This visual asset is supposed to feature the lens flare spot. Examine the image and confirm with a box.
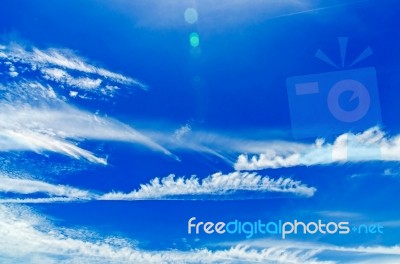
[184,8,198,24]
[189,32,200,48]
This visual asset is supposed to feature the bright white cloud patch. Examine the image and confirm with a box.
[235,127,400,170]
[101,171,316,199]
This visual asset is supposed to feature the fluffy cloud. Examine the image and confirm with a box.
[234,127,400,170]
[101,171,316,200]
[150,126,400,170]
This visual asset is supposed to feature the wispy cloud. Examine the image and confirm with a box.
[234,127,400,170]
[316,211,364,220]
[0,41,176,163]
[41,67,102,90]
[222,239,400,264]
[0,204,333,264]
[0,197,85,204]
[0,42,146,100]
[0,174,92,200]
[1,205,398,263]
[0,104,174,164]
[0,171,315,203]
[146,125,304,165]
[152,126,400,170]
[101,171,316,200]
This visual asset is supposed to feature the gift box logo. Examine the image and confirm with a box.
[286,37,382,139]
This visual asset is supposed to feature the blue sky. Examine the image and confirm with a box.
[0,0,400,263]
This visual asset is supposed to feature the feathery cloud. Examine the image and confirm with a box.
[101,171,316,200]
[0,205,333,264]
[0,42,146,101]
[0,170,315,203]
[0,205,398,263]
[0,104,174,164]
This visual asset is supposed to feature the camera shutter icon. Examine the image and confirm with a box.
[327,79,371,123]
[286,38,382,139]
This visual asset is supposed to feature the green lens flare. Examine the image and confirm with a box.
[189,33,200,47]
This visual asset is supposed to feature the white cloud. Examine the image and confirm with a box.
[174,123,192,140]
[41,68,102,89]
[0,104,175,164]
[0,205,398,263]
[9,71,19,77]
[0,197,84,204]
[14,81,58,101]
[0,41,175,164]
[31,47,143,87]
[150,126,400,170]
[101,171,316,200]
[0,170,314,203]
[0,42,146,100]
[0,204,333,264]
[223,239,400,263]
[146,127,306,165]
[69,90,78,97]
[234,127,400,170]
[0,174,92,199]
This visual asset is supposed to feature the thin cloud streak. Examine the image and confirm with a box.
[0,175,91,198]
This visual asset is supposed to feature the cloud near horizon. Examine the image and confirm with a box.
[0,204,398,263]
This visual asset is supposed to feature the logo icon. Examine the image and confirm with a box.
[286,37,382,139]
